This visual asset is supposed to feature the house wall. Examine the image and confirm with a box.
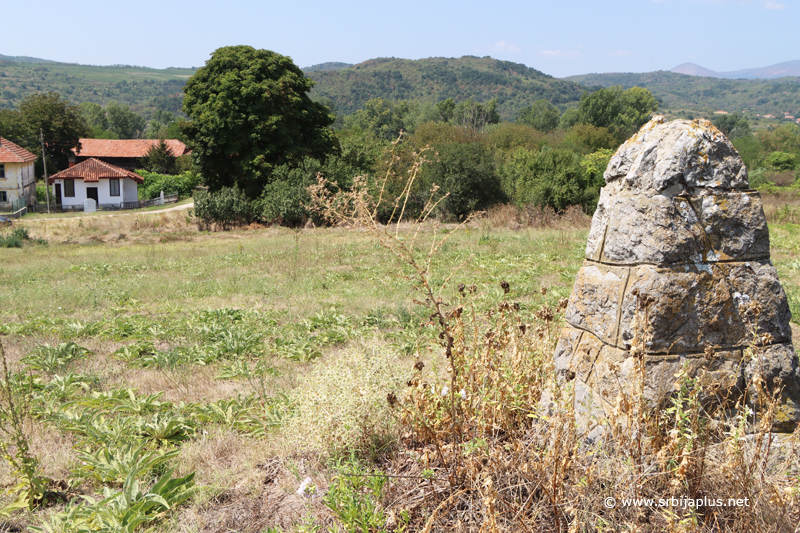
[0,161,35,208]
[52,178,139,208]
[123,178,138,202]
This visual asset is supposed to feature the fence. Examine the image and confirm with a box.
[27,193,180,214]
[8,198,27,219]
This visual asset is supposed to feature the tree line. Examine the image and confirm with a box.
[2,46,798,223]
[189,48,799,228]
[187,47,659,227]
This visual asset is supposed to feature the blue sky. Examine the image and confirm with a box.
[2,0,796,77]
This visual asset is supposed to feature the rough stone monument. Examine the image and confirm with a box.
[554,116,800,432]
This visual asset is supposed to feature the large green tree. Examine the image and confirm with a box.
[343,98,414,140]
[451,98,500,131]
[579,86,657,141]
[182,45,337,196]
[516,99,560,132]
[105,101,146,139]
[712,113,751,140]
[19,92,90,170]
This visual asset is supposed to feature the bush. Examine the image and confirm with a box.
[256,156,371,227]
[0,227,45,248]
[420,142,505,220]
[749,167,771,188]
[0,231,23,248]
[192,186,254,230]
[256,178,310,227]
[563,123,618,152]
[137,170,201,201]
[500,146,601,212]
[35,182,50,204]
[766,151,796,172]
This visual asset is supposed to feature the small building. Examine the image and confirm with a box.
[71,139,189,170]
[48,158,143,209]
[0,137,37,210]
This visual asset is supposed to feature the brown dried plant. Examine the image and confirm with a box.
[308,141,799,532]
[308,137,481,458]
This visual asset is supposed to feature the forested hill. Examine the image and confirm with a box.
[0,58,194,117]
[566,71,800,118]
[304,56,587,119]
[3,53,800,122]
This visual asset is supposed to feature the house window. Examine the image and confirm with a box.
[109,179,120,197]
[0,164,5,178]
[64,180,75,197]
[0,191,7,202]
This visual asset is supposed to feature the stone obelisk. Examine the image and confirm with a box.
[554,116,800,432]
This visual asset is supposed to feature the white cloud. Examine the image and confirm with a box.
[539,49,580,58]
[612,50,633,57]
[493,41,521,53]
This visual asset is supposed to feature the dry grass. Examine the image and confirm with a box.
[280,342,407,460]
[374,300,800,533]
[759,188,800,224]
[483,203,592,230]
[18,209,198,245]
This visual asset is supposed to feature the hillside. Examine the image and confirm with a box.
[671,60,800,80]
[2,53,800,123]
[0,58,195,117]
[302,62,353,72]
[305,56,587,119]
[566,70,800,118]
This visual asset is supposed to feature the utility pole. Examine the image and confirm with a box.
[40,129,50,214]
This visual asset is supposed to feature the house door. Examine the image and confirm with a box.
[55,184,62,205]
[87,187,99,205]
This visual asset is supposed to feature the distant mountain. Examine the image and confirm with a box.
[306,56,587,119]
[565,71,800,117]
[723,60,800,80]
[671,63,719,78]
[303,62,353,73]
[669,60,800,80]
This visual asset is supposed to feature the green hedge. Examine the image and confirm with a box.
[137,170,201,201]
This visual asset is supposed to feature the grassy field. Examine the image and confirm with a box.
[1,199,800,532]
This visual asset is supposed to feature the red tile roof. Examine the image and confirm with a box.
[0,137,37,163]
[49,158,144,184]
[72,139,189,158]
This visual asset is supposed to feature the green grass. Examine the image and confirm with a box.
[0,224,584,324]
[1,217,798,531]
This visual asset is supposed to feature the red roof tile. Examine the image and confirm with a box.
[49,158,144,184]
[72,139,189,158]
[0,137,37,163]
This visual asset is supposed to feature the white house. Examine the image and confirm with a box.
[0,137,37,210]
[48,158,143,209]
